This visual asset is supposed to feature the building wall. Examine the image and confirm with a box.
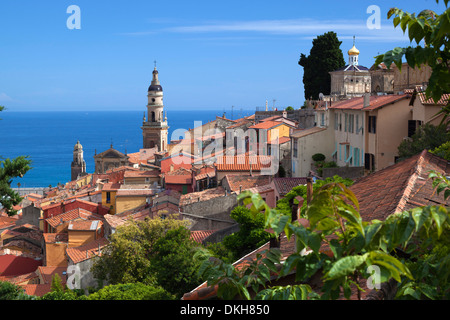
[101,190,117,215]
[375,99,412,170]
[115,196,148,214]
[45,243,68,267]
[333,109,365,168]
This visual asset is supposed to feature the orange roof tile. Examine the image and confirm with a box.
[214,155,273,172]
[249,120,284,130]
[329,94,410,111]
[190,230,215,243]
[223,174,271,192]
[22,284,52,297]
[66,237,109,264]
[351,150,450,221]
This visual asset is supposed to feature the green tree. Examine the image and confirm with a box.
[92,216,203,298]
[0,106,32,216]
[374,0,450,123]
[397,123,449,160]
[149,226,203,298]
[0,281,23,300]
[222,206,272,261]
[430,140,450,160]
[87,282,175,300]
[298,31,345,100]
[199,181,450,300]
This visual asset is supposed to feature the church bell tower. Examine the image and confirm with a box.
[142,64,169,152]
[71,140,86,181]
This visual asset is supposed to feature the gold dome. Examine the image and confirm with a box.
[348,45,360,56]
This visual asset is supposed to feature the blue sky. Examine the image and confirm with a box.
[0,0,446,112]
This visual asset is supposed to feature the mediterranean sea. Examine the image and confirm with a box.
[0,109,254,188]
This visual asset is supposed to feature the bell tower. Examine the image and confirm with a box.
[71,140,86,181]
[142,63,169,152]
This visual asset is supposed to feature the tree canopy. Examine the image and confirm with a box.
[0,106,32,216]
[298,31,345,100]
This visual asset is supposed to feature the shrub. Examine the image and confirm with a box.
[312,153,326,162]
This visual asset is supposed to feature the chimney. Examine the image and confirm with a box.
[363,92,370,108]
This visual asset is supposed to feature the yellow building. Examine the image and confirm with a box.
[101,183,120,215]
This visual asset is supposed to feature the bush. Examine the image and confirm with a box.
[312,153,326,162]
[87,283,175,300]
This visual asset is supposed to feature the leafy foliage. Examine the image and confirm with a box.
[374,1,450,122]
[87,283,175,300]
[92,216,203,297]
[198,180,450,300]
[298,32,345,100]
[222,206,272,261]
[430,140,450,160]
[397,123,449,160]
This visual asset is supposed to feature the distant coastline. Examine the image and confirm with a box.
[0,109,253,188]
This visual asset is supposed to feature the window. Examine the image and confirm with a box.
[368,116,377,134]
[293,139,298,158]
[320,113,325,127]
[349,114,354,133]
[334,113,339,130]
[106,192,111,204]
[356,115,359,134]
[339,114,342,131]
[345,114,348,132]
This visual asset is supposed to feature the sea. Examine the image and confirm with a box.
[0,109,254,188]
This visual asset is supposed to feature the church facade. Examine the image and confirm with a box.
[141,66,169,152]
[329,41,371,100]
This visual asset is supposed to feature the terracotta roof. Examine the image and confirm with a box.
[0,216,16,230]
[351,150,450,221]
[0,271,39,285]
[165,167,193,185]
[180,187,226,206]
[273,177,309,196]
[66,237,109,264]
[102,182,122,191]
[116,189,155,197]
[124,170,160,178]
[46,208,103,228]
[190,230,215,243]
[36,266,67,284]
[68,219,103,231]
[249,120,284,130]
[0,255,42,277]
[329,94,410,111]
[214,155,273,172]
[415,91,450,106]
[223,174,272,193]
[22,284,52,297]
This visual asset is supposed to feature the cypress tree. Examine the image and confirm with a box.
[298,31,345,100]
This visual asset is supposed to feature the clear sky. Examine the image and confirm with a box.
[0,0,446,112]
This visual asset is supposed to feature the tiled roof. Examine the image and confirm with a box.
[416,91,450,106]
[36,266,67,284]
[66,237,109,264]
[46,208,103,228]
[268,136,291,145]
[165,167,192,185]
[273,177,309,196]
[179,187,226,206]
[190,230,215,243]
[22,284,52,297]
[214,155,273,172]
[0,216,16,230]
[223,174,272,192]
[351,150,450,221]
[249,120,283,130]
[0,255,42,277]
[68,220,103,231]
[124,170,160,178]
[0,271,39,285]
[329,94,410,111]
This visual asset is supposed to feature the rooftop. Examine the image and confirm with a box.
[329,94,410,111]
